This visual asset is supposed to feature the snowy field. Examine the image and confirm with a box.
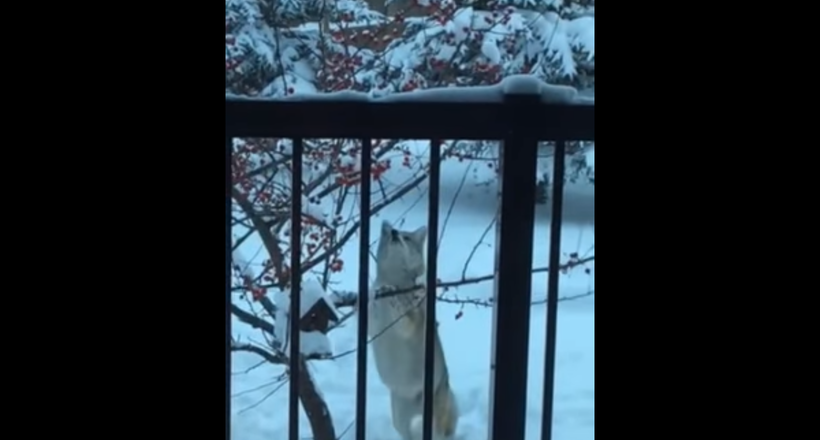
[231,141,594,440]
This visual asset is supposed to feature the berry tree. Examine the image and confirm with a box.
[230,136,446,440]
[226,0,594,95]
[226,0,594,200]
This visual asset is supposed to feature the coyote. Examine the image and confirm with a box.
[367,221,459,440]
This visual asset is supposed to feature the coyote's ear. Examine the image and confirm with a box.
[409,226,427,245]
[380,221,393,239]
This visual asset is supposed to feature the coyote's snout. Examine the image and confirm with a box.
[368,221,459,440]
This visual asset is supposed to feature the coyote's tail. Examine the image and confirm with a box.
[408,376,457,440]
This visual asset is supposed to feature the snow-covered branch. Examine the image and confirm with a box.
[227,0,595,97]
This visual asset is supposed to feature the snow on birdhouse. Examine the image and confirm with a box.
[272,278,341,359]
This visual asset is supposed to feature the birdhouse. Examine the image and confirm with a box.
[273,279,342,358]
[299,297,339,334]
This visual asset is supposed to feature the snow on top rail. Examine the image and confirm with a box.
[225,75,593,105]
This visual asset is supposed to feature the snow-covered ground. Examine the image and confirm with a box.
[231,141,594,440]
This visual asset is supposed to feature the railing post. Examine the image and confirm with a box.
[488,92,540,440]
[225,133,233,440]
[289,138,304,440]
[355,138,373,440]
[422,139,442,440]
[540,140,566,440]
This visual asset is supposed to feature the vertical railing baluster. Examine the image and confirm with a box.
[289,137,304,440]
[355,138,373,440]
[540,140,566,440]
[488,92,540,440]
[422,139,442,440]
[225,134,233,440]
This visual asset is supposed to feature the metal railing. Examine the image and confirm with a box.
[226,81,595,440]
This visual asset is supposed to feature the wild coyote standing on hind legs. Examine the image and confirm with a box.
[366,221,459,440]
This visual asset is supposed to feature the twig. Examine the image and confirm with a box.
[336,420,354,440]
[237,379,289,415]
[461,211,497,280]
[438,158,473,251]
[246,152,292,180]
[232,359,268,376]
[438,289,595,308]
[232,227,256,252]
[232,376,286,398]
[232,342,286,365]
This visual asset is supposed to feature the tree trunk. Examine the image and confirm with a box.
[298,357,336,440]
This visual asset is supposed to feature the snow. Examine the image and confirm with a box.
[480,37,502,64]
[500,75,546,95]
[227,76,586,104]
[231,141,594,440]
[566,17,595,60]
[301,331,334,358]
[385,76,579,103]
[584,146,595,171]
[303,195,328,220]
[231,249,255,280]
[451,8,473,42]
[228,2,594,100]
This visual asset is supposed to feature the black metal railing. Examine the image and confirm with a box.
[226,82,595,440]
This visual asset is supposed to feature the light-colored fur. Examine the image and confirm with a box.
[368,221,458,440]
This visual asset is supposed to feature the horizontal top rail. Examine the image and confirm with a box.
[225,76,595,140]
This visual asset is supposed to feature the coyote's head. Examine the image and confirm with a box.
[375,221,427,289]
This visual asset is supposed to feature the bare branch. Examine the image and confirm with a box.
[232,227,256,252]
[438,158,473,250]
[231,304,276,335]
[331,255,595,307]
[232,341,286,364]
[438,289,595,308]
[238,377,289,415]
[233,376,286,398]
[461,211,497,280]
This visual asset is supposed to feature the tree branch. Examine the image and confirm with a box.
[232,342,286,364]
[231,304,276,335]
[232,188,288,287]
[331,255,595,307]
